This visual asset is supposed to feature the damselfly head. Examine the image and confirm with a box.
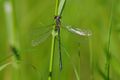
[54,16,61,19]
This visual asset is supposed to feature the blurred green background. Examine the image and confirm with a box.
[0,0,120,80]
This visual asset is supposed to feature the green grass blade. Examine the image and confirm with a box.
[55,0,59,15]
[96,63,108,80]
[0,62,11,71]
[73,66,80,80]
[58,0,66,16]
[48,28,57,80]
[61,43,80,80]
[105,0,114,79]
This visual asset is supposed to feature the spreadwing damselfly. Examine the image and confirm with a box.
[30,18,92,71]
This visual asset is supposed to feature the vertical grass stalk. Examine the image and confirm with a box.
[105,0,114,80]
[89,37,94,80]
[55,0,59,16]
[48,0,59,79]
[4,0,21,80]
[61,43,80,80]
[48,0,66,79]
[48,27,57,80]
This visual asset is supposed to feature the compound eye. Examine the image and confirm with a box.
[54,16,57,19]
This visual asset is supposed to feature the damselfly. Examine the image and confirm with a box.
[29,0,92,80]
[31,17,92,66]
[30,12,92,80]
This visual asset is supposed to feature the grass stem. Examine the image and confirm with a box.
[48,27,57,80]
[105,0,114,80]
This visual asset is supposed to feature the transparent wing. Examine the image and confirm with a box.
[30,23,54,36]
[31,30,52,47]
[29,23,54,47]
[61,24,92,36]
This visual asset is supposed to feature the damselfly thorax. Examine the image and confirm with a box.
[54,16,61,31]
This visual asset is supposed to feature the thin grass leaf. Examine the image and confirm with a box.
[48,29,57,80]
[48,0,61,79]
[96,64,108,80]
[58,0,66,16]
[0,62,11,71]
[105,0,114,79]
[73,66,80,80]
[95,60,112,80]
[111,56,120,75]
[61,43,80,80]
[0,54,13,63]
